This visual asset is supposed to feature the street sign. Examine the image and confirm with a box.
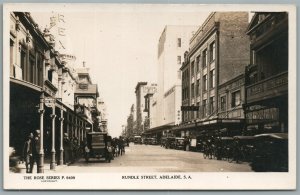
[45,97,55,107]
[181,106,199,111]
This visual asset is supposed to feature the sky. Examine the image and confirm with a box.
[31,7,211,137]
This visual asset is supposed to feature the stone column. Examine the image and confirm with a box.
[50,105,56,170]
[58,108,64,165]
[38,93,45,173]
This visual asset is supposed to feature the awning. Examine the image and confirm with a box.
[144,123,174,134]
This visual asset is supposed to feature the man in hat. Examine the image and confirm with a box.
[32,130,41,172]
[22,133,34,173]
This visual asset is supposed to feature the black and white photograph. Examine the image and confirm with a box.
[3,3,296,190]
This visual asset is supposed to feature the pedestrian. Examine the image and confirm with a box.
[32,130,41,173]
[22,133,34,173]
[185,137,190,151]
[119,137,125,155]
[84,142,90,162]
[63,133,70,164]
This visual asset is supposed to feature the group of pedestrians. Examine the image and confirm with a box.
[22,130,41,173]
[63,134,82,165]
[111,136,127,158]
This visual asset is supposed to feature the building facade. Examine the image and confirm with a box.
[244,12,288,134]
[74,64,100,132]
[97,98,108,132]
[9,12,93,172]
[179,12,250,138]
[148,25,198,137]
[135,82,157,135]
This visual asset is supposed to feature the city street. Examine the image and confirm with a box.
[57,143,253,173]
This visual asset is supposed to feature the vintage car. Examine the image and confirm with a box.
[165,137,176,149]
[148,138,158,145]
[231,136,255,162]
[251,133,288,172]
[218,137,234,161]
[174,137,185,150]
[85,132,111,163]
[133,135,142,144]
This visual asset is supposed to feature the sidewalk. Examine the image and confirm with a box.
[16,157,69,174]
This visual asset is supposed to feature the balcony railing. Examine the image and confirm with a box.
[246,71,288,103]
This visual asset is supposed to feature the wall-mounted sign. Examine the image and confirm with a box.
[181,106,199,111]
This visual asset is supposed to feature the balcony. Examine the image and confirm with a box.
[246,71,288,104]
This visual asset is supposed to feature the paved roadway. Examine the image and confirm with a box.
[57,143,253,173]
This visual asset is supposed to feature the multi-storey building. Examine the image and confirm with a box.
[74,63,100,132]
[150,25,198,138]
[135,82,157,135]
[244,12,288,134]
[97,98,108,132]
[179,12,250,137]
[9,12,91,172]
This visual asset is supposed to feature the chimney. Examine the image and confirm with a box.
[83,61,86,68]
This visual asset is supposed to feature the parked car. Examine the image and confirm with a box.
[165,137,176,149]
[174,137,185,150]
[148,138,158,145]
[251,133,288,172]
[231,136,255,163]
[133,135,142,144]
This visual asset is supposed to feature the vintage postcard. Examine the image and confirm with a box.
[3,3,296,190]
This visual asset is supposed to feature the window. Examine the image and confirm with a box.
[209,96,215,114]
[177,56,181,64]
[196,102,200,118]
[196,79,199,96]
[210,42,215,62]
[48,70,53,82]
[220,96,226,111]
[196,55,200,72]
[203,74,207,91]
[191,105,195,119]
[202,99,207,117]
[20,49,26,80]
[191,61,194,76]
[29,57,35,84]
[209,69,215,89]
[202,49,207,68]
[191,84,194,98]
[232,91,241,107]
[10,40,14,77]
[177,38,181,47]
